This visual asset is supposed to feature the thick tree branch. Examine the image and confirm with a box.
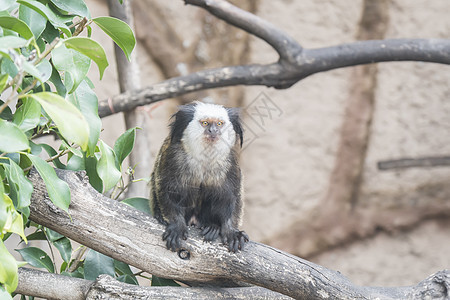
[17,268,290,300]
[98,0,450,118]
[22,168,450,299]
[16,268,90,300]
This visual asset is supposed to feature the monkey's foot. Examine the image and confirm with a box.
[162,223,188,251]
[221,230,249,253]
[201,225,220,241]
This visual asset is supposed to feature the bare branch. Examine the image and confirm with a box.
[184,0,303,62]
[98,0,450,118]
[16,268,90,300]
[378,156,450,170]
[17,268,290,300]
[24,168,450,299]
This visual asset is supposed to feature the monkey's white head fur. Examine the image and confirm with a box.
[182,101,237,165]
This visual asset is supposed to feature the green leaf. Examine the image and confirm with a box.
[35,58,53,82]
[0,100,13,121]
[48,65,66,96]
[63,37,108,80]
[113,127,137,169]
[114,260,138,284]
[26,230,46,241]
[0,55,18,78]
[0,240,18,293]
[84,155,102,193]
[62,268,84,278]
[151,275,180,287]
[39,144,65,169]
[0,74,8,93]
[16,247,54,273]
[117,274,138,285]
[27,154,70,212]
[13,98,41,132]
[16,0,71,37]
[52,43,90,94]
[44,227,63,242]
[67,80,101,156]
[0,193,26,242]
[40,20,59,43]
[84,249,114,281]
[49,0,89,18]
[19,4,47,39]
[4,159,33,209]
[0,193,9,233]
[53,237,72,263]
[66,154,84,171]
[121,197,151,214]
[0,119,30,153]
[22,59,45,82]
[114,260,133,276]
[92,16,135,61]
[0,36,28,49]
[0,16,33,40]
[97,140,121,193]
[26,92,89,150]
[0,0,16,12]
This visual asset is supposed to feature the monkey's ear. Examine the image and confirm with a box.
[170,104,196,143]
[227,107,244,148]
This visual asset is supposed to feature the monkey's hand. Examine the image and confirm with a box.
[221,229,249,253]
[162,222,188,251]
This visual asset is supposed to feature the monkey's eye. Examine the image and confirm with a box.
[200,121,209,127]
[217,121,223,126]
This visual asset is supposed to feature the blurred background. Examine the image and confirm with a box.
[85,0,449,287]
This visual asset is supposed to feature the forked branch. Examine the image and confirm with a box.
[98,0,450,117]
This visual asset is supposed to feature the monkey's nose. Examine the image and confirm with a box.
[208,126,220,135]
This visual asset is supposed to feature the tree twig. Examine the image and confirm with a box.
[378,156,450,170]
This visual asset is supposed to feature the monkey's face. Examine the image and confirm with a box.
[199,118,224,143]
[181,103,237,160]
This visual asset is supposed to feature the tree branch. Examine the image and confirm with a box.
[22,168,450,299]
[378,156,450,170]
[184,0,303,62]
[17,268,290,300]
[97,0,450,118]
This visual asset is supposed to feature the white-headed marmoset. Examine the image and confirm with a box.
[150,101,248,252]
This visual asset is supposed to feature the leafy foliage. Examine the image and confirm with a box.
[0,0,152,296]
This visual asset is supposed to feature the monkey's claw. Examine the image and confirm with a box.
[201,225,221,241]
[162,223,188,251]
[222,230,249,253]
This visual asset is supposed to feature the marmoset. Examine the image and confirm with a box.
[150,101,248,252]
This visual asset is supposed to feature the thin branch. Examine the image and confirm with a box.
[24,168,450,299]
[184,0,303,62]
[378,156,450,170]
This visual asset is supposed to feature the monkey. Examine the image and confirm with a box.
[150,101,249,253]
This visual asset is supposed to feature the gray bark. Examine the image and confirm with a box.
[20,168,450,300]
[17,268,290,300]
